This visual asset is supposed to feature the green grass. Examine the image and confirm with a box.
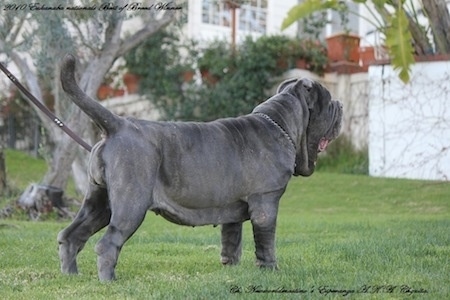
[3,149,48,192]
[2,149,78,201]
[1,150,449,299]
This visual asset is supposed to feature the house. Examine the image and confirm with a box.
[183,0,365,43]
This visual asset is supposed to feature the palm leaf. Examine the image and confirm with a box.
[384,7,415,83]
[281,0,340,30]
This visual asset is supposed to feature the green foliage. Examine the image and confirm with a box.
[124,32,328,121]
[124,29,188,100]
[0,173,449,298]
[302,40,328,75]
[191,35,289,121]
[385,7,415,83]
[300,9,329,39]
[198,39,233,78]
[255,35,291,58]
[281,0,340,30]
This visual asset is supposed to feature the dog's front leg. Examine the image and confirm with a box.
[248,190,284,269]
[221,222,243,265]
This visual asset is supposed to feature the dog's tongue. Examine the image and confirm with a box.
[318,138,329,152]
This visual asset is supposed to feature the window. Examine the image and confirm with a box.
[201,0,267,34]
[239,0,267,34]
[202,0,231,27]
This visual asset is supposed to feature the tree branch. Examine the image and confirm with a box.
[0,39,57,137]
[66,18,98,55]
[117,12,176,57]
[9,15,28,46]
[421,0,450,54]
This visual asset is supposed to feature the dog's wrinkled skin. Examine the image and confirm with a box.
[57,54,343,281]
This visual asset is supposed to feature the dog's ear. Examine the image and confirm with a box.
[276,78,298,94]
[277,78,317,109]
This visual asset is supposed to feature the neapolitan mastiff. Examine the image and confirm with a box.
[57,54,343,281]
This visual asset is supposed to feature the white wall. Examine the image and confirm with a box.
[185,0,298,43]
[368,61,450,181]
[266,0,298,36]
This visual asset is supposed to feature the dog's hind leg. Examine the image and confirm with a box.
[94,185,150,281]
[221,222,243,265]
[57,184,110,275]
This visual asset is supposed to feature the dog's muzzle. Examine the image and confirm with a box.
[318,100,343,153]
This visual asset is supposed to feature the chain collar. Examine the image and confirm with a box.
[255,113,296,150]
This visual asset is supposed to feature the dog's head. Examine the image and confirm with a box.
[277,78,343,176]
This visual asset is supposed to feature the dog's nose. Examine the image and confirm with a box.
[300,78,313,91]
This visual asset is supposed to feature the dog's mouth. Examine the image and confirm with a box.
[318,138,329,153]
[317,101,342,154]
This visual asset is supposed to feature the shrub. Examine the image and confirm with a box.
[316,135,368,175]
[124,31,329,121]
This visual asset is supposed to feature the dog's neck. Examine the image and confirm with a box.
[254,112,295,150]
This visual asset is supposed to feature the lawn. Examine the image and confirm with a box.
[0,150,449,299]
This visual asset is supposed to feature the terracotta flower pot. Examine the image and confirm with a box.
[276,58,289,71]
[123,73,140,94]
[295,59,307,70]
[97,84,114,100]
[113,88,125,97]
[326,33,361,63]
[182,70,195,82]
[359,46,376,71]
[200,69,218,85]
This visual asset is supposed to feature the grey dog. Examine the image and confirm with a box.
[57,54,343,281]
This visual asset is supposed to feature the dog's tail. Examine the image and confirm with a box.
[60,54,122,134]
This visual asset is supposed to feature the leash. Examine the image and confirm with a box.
[0,61,92,152]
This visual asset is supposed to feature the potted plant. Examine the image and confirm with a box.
[305,40,328,75]
[97,76,114,100]
[181,68,195,82]
[255,35,291,72]
[113,88,125,97]
[180,40,199,83]
[288,38,308,69]
[326,32,361,63]
[325,3,361,63]
[122,72,140,94]
[97,84,113,100]
[198,40,233,85]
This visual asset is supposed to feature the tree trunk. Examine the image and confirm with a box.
[380,0,433,56]
[72,154,90,195]
[407,16,434,55]
[42,131,81,191]
[17,183,72,220]
[422,0,450,54]
[2,6,176,203]
[0,149,7,196]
